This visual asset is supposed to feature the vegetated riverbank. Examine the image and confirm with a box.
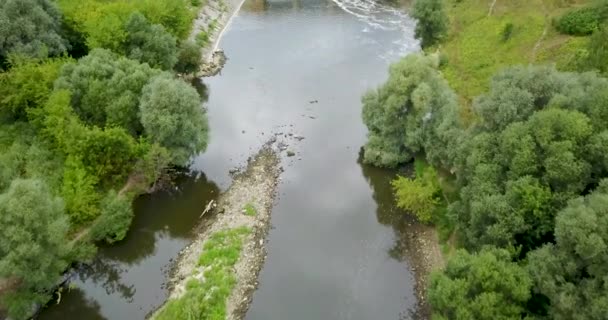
[192,0,248,77]
[151,146,281,320]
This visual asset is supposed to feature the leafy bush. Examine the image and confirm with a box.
[392,166,441,222]
[90,190,134,243]
[174,41,202,74]
[195,31,210,47]
[555,7,601,35]
[579,24,608,74]
[501,22,515,42]
[61,156,100,224]
[0,57,69,120]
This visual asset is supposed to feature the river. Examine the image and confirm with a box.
[39,0,421,319]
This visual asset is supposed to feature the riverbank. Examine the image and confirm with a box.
[191,0,247,77]
[151,146,281,319]
[400,223,444,318]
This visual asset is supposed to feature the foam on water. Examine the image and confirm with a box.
[331,0,419,61]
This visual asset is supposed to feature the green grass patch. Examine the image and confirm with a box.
[439,0,593,106]
[243,203,257,216]
[195,30,210,47]
[155,227,251,320]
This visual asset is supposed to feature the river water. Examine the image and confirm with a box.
[39,0,420,319]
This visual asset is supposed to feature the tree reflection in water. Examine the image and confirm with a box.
[76,259,135,301]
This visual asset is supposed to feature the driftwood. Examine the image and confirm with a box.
[200,200,216,218]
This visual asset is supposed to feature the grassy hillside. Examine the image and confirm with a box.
[439,0,591,106]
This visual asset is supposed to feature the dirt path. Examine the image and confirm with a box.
[530,0,549,62]
[150,146,281,319]
[488,0,498,16]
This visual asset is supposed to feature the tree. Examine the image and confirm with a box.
[361,53,461,168]
[428,247,532,320]
[0,0,68,62]
[139,75,209,166]
[124,12,178,70]
[54,49,160,135]
[0,179,71,319]
[450,66,608,252]
[392,165,441,222]
[527,181,608,320]
[76,126,138,188]
[411,0,448,48]
[174,41,202,74]
[90,190,134,243]
[61,156,100,224]
[0,57,68,120]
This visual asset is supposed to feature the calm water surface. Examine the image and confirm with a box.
[39,0,421,319]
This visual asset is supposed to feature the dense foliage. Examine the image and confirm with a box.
[0,0,68,63]
[429,247,532,320]
[392,165,440,222]
[0,179,71,318]
[410,0,448,48]
[580,25,608,75]
[453,66,608,252]
[528,182,608,319]
[0,0,209,317]
[54,48,160,134]
[361,53,461,168]
[139,76,209,165]
[123,12,178,70]
[555,7,602,35]
[363,2,608,316]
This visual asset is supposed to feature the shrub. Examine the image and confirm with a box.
[90,190,134,243]
[501,22,515,42]
[555,7,601,35]
[392,165,441,222]
[174,41,202,74]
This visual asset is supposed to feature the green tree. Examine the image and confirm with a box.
[0,179,71,319]
[90,190,134,243]
[54,49,160,135]
[0,57,68,120]
[139,75,209,166]
[451,66,608,252]
[361,53,461,168]
[174,40,202,74]
[428,247,532,320]
[527,181,608,320]
[0,0,68,62]
[124,12,178,70]
[392,166,440,222]
[411,0,448,48]
[61,156,100,224]
[75,127,139,188]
